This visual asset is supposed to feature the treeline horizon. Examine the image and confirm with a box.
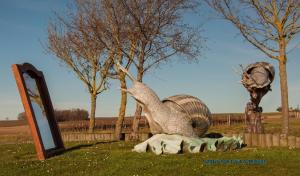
[17,108,89,122]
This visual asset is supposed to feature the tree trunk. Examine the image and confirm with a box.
[131,104,143,140]
[279,60,289,136]
[278,35,289,137]
[88,93,97,133]
[115,72,127,140]
[130,67,144,141]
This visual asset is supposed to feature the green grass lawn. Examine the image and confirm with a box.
[1,141,300,176]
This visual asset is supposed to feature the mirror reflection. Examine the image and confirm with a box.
[23,73,56,150]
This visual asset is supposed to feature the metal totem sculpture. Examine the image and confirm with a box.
[241,62,275,133]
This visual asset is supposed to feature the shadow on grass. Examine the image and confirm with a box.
[203,132,223,138]
[63,141,118,153]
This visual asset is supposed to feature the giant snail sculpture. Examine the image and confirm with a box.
[115,62,244,154]
[116,62,212,138]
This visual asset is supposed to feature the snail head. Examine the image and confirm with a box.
[115,60,161,107]
[114,61,136,82]
[121,81,160,107]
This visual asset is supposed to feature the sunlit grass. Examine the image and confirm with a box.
[0,142,300,176]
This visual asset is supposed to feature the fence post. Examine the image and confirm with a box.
[244,133,252,147]
[110,133,114,141]
[258,134,266,147]
[68,133,72,141]
[227,115,231,126]
[62,134,67,142]
[265,134,272,148]
[96,133,101,141]
[288,136,296,149]
[280,135,288,147]
[252,133,258,147]
[125,133,130,141]
[86,133,90,141]
[296,137,300,148]
[272,134,280,147]
[239,133,244,140]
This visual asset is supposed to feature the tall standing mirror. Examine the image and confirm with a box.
[12,63,64,160]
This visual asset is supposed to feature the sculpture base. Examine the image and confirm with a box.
[133,134,244,155]
[245,103,264,133]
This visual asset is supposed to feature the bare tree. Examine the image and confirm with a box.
[47,0,114,133]
[85,0,138,140]
[119,0,203,140]
[74,0,202,140]
[47,0,202,138]
[205,0,300,136]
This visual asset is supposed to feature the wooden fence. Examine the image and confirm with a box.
[226,133,300,148]
[211,116,244,126]
[61,132,300,149]
[62,132,151,142]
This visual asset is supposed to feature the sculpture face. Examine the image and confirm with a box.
[241,62,275,91]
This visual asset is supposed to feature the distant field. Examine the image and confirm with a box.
[0,120,27,127]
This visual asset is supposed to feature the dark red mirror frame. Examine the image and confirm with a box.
[12,63,64,160]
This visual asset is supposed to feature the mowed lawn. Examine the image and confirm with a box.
[1,117,300,175]
[1,141,300,176]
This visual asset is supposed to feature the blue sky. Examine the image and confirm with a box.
[0,0,299,120]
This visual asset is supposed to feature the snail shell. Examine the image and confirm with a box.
[162,95,212,137]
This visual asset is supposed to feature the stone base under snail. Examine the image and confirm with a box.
[132,134,244,155]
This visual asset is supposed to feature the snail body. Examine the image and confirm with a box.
[116,62,212,137]
[124,79,211,137]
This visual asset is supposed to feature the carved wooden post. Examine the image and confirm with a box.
[245,103,264,133]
